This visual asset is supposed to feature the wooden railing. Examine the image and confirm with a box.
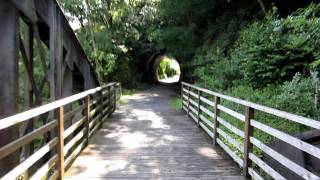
[0,82,121,180]
[181,82,320,180]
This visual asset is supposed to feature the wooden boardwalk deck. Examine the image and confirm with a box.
[65,85,244,179]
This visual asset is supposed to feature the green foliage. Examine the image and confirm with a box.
[59,0,159,87]
[170,98,182,111]
[231,4,320,87]
[58,1,320,174]
[190,4,320,159]
[227,73,318,119]
[157,57,180,80]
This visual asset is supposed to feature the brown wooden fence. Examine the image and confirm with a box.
[181,82,320,180]
[0,82,121,180]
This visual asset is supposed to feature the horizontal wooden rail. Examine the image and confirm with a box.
[0,82,121,180]
[181,82,320,180]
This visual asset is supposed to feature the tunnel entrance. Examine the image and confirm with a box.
[153,56,181,84]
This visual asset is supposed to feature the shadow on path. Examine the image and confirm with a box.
[65,84,244,179]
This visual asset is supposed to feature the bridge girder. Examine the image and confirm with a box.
[0,0,99,176]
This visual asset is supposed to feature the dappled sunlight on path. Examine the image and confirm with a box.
[65,85,243,179]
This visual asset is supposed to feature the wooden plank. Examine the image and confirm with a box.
[181,84,184,108]
[102,99,110,107]
[197,90,201,127]
[29,154,58,180]
[0,83,115,130]
[89,123,99,137]
[187,86,191,117]
[63,117,85,139]
[183,106,188,112]
[189,112,198,124]
[64,139,86,168]
[217,128,243,152]
[217,117,245,138]
[199,122,213,138]
[113,85,117,112]
[63,130,84,156]
[90,98,99,106]
[108,86,112,113]
[189,98,197,107]
[89,118,104,137]
[250,137,319,179]
[66,87,244,179]
[91,107,109,137]
[102,105,111,116]
[199,114,214,128]
[243,107,254,177]
[216,138,243,167]
[248,168,264,180]
[249,153,286,180]
[0,120,57,160]
[189,91,198,98]
[181,82,320,129]
[56,106,64,179]
[200,105,215,118]
[218,105,245,122]
[64,104,85,120]
[182,94,188,100]
[0,85,104,130]
[182,88,188,94]
[90,105,102,117]
[182,100,188,107]
[48,170,59,180]
[89,114,102,130]
[200,96,215,107]
[85,95,90,145]
[1,138,58,180]
[251,119,320,159]
[189,106,197,115]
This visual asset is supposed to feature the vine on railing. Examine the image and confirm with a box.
[181,82,320,180]
[0,83,121,180]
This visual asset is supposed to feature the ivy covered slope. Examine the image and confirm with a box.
[193,4,320,121]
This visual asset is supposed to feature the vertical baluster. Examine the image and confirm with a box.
[213,96,220,145]
[85,95,90,145]
[243,106,254,178]
[56,106,64,179]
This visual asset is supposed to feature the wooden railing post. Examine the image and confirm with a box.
[85,95,90,145]
[197,89,201,127]
[213,96,220,145]
[56,106,64,179]
[187,86,191,117]
[243,106,254,178]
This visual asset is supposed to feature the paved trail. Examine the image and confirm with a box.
[65,85,243,179]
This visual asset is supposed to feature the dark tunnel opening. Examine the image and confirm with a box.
[142,53,181,84]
